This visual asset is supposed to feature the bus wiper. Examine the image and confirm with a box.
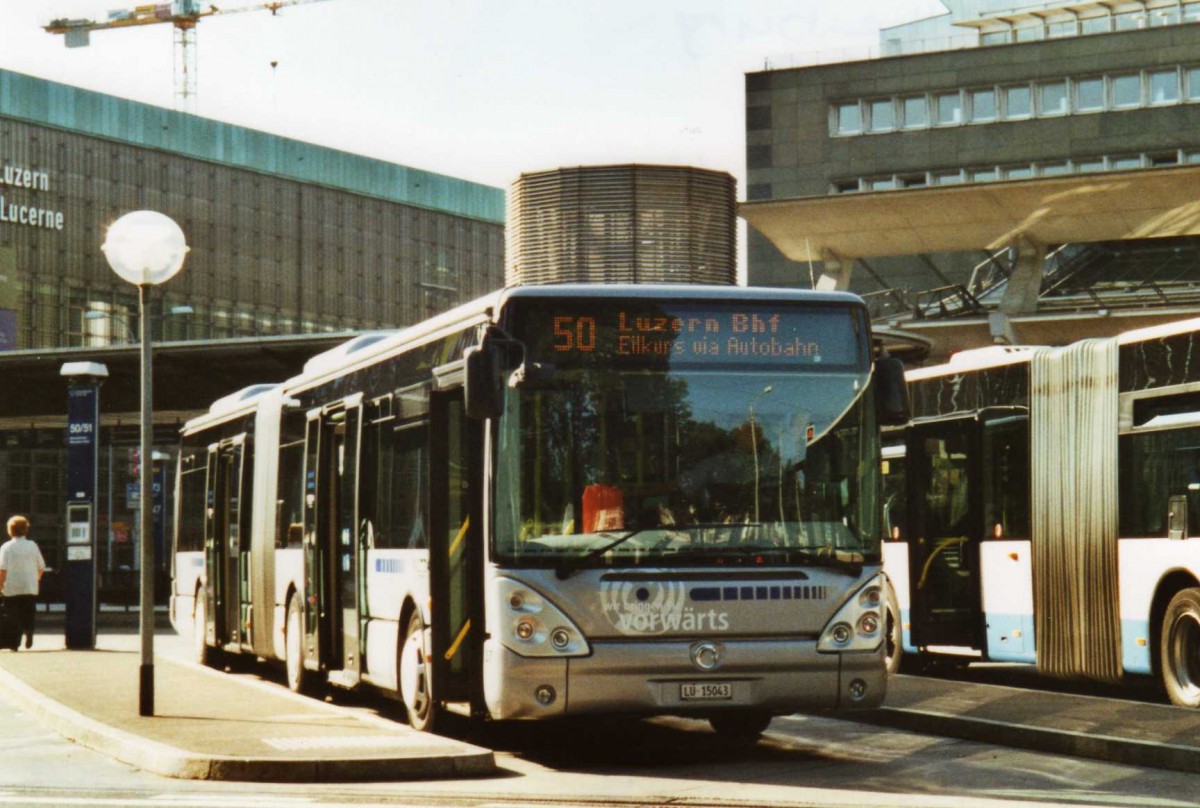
[555,528,652,580]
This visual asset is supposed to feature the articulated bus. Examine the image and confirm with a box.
[171,283,908,735]
[884,319,1200,707]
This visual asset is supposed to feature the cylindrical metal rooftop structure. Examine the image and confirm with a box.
[506,164,737,286]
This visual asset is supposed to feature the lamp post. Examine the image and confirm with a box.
[101,211,189,717]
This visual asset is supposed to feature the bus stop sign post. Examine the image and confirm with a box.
[61,361,108,650]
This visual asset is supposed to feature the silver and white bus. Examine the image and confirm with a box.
[885,319,1200,707]
[171,283,907,735]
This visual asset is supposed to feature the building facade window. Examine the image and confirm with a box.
[1039,81,1069,115]
[965,1,1200,47]
[1114,10,1146,30]
[1112,73,1142,107]
[1150,69,1180,104]
[1187,67,1200,99]
[836,102,862,134]
[1047,20,1077,38]
[833,63,1200,138]
[903,96,928,127]
[869,99,895,132]
[1004,85,1032,118]
[1014,23,1045,42]
[821,147,1199,196]
[936,91,963,124]
[1076,77,1104,111]
[970,89,997,121]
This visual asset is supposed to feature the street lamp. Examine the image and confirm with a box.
[101,211,188,717]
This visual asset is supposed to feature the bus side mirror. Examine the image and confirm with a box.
[465,340,505,420]
[875,356,910,426]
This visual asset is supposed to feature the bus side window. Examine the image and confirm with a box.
[276,440,305,549]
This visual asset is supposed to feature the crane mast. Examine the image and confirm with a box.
[44,1,331,112]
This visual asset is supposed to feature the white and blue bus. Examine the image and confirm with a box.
[171,283,908,735]
[884,319,1200,707]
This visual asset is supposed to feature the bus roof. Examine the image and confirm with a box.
[907,345,1043,380]
[1116,316,1200,346]
[182,283,870,434]
[494,283,865,306]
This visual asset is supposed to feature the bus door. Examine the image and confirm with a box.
[429,389,485,712]
[905,417,983,650]
[302,396,365,686]
[203,435,249,651]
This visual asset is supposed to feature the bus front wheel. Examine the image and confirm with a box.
[885,591,902,675]
[285,595,311,695]
[1160,587,1200,708]
[400,611,438,732]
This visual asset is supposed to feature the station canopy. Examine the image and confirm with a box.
[0,333,358,430]
[739,165,1200,262]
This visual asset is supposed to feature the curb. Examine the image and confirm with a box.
[849,707,1200,775]
[0,664,495,781]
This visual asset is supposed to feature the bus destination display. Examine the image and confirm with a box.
[516,302,864,367]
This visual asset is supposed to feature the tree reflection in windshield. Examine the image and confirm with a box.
[494,369,880,567]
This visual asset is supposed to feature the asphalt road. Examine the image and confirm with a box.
[2,630,1200,808]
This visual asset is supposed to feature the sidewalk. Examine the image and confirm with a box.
[852,673,1200,774]
[0,626,495,782]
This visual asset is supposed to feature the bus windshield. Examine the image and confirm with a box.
[494,361,880,570]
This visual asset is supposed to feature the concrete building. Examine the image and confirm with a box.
[743,0,1200,359]
[0,67,505,579]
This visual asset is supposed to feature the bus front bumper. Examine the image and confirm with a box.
[482,637,886,721]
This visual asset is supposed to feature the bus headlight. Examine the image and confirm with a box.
[496,577,590,658]
[818,575,886,653]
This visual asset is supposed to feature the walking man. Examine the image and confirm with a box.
[0,515,46,650]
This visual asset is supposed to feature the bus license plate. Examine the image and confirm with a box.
[680,682,732,701]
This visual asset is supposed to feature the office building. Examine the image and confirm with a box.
[743,0,1200,356]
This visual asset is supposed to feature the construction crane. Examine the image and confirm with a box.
[44,1,332,112]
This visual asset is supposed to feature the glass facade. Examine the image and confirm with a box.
[0,70,507,596]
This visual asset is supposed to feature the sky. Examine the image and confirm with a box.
[0,0,947,193]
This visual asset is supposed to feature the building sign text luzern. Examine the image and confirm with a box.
[0,161,65,231]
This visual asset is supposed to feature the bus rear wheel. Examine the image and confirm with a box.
[285,595,311,695]
[708,710,771,738]
[400,611,437,732]
[1160,587,1200,708]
